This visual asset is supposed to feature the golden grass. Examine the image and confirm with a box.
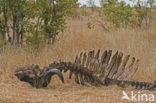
[0,9,156,103]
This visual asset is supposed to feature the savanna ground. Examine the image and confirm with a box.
[0,8,156,103]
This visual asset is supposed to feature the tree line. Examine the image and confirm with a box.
[0,0,78,47]
[100,0,155,28]
[0,0,155,47]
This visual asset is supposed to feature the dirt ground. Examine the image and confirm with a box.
[0,75,156,103]
[0,8,156,103]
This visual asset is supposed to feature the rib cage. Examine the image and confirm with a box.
[49,49,155,90]
[14,49,156,90]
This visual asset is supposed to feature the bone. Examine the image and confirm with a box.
[113,55,130,79]
[105,51,118,79]
[15,49,156,91]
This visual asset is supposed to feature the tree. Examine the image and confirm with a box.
[102,0,134,28]
[27,0,78,46]
[101,0,155,28]
[8,0,29,46]
[0,0,78,47]
[0,0,11,45]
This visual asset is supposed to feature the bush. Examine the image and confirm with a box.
[101,0,153,28]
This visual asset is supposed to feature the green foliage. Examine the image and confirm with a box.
[0,0,78,47]
[87,21,94,29]
[101,0,153,28]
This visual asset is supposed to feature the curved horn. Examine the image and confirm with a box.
[46,68,64,83]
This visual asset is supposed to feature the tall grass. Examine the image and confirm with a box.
[0,9,155,103]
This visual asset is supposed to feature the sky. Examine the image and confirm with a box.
[78,0,101,6]
[78,0,155,7]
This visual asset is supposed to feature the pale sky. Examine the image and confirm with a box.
[79,0,101,6]
[78,0,155,7]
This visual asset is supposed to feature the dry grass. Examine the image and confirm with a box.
[0,9,156,103]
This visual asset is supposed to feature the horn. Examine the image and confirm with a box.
[45,68,64,83]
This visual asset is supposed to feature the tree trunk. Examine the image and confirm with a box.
[1,28,6,45]
[12,15,18,46]
[3,5,10,43]
[2,5,7,44]
[35,17,41,45]
[19,13,25,46]
[20,27,24,46]
[16,25,20,44]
